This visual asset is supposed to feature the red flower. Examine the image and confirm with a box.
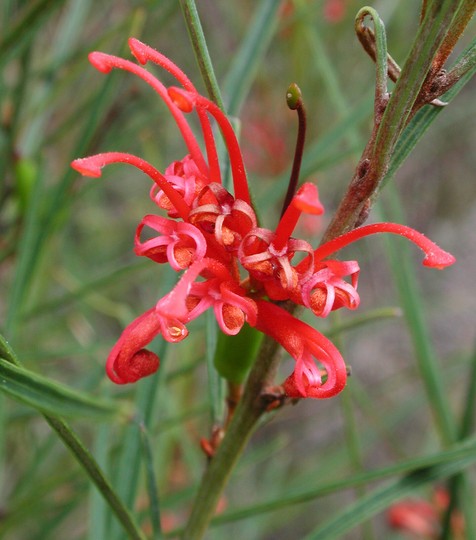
[106,308,167,384]
[71,39,455,397]
[387,488,465,539]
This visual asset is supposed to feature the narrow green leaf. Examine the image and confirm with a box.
[4,160,45,337]
[1,330,145,539]
[107,269,176,539]
[441,342,476,539]
[45,415,147,540]
[223,0,281,116]
[304,452,476,540]
[179,0,224,108]
[0,333,18,365]
[108,344,169,540]
[459,342,476,440]
[373,0,464,172]
[8,31,145,339]
[23,261,150,321]
[324,307,402,339]
[165,436,476,533]
[355,7,388,100]
[0,356,127,421]
[139,423,163,539]
[0,0,67,66]
[88,421,112,540]
[304,19,363,151]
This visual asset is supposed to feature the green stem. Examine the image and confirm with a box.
[441,38,476,93]
[45,416,147,540]
[179,0,224,109]
[182,336,281,539]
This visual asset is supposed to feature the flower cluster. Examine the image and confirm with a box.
[71,39,455,399]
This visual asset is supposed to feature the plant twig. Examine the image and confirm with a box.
[179,0,224,109]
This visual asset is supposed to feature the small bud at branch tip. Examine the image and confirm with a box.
[286,82,302,110]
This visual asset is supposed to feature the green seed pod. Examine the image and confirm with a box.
[213,324,264,384]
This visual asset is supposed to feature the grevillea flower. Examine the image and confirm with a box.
[71,38,456,397]
[387,488,465,539]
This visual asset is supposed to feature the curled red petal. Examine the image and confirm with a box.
[255,300,347,399]
[114,349,159,384]
[134,215,207,270]
[106,308,162,384]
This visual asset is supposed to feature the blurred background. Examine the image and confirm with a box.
[1,0,474,538]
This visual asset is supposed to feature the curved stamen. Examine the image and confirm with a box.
[71,152,190,220]
[313,222,456,269]
[128,39,222,185]
[129,38,196,90]
[88,52,209,176]
[168,87,250,205]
